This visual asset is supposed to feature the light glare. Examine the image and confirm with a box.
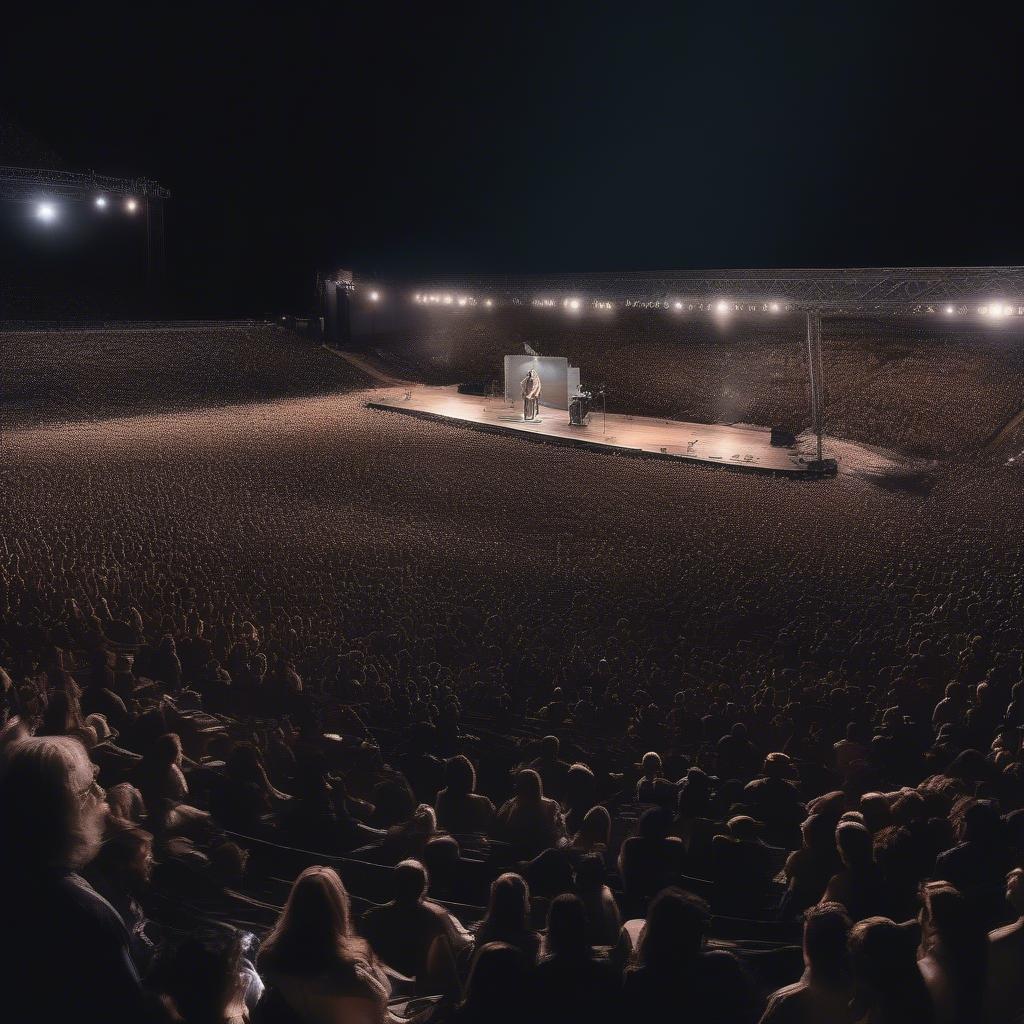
[36,202,57,222]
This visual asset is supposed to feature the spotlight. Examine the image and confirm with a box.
[35,202,57,222]
[369,291,380,302]
[770,302,780,313]
[125,198,138,213]
[945,306,954,315]
[484,299,493,307]
[567,298,580,311]
[95,196,108,210]
[457,296,468,306]
[443,294,452,305]
[673,301,683,311]
[716,300,730,314]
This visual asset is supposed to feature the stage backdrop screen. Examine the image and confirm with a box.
[504,355,581,410]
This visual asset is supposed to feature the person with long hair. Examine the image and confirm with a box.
[848,916,935,1024]
[473,872,541,964]
[0,735,156,1022]
[917,881,989,1024]
[255,865,389,1024]
[573,853,621,947]
[494,769,563,856]
[622,887,756,1023]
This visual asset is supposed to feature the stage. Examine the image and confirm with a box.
[367,384,818,476]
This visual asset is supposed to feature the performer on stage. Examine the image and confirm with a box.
[521,368,542,420]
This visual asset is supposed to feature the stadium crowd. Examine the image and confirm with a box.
[1,325,1023,1022]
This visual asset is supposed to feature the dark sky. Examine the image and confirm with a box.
[2,2,1022,314]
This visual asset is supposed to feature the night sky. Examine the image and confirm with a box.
[2,3,1022,315]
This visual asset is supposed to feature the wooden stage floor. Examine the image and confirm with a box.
[367,385,815,475]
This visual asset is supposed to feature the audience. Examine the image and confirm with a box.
[1,322,1022,1023]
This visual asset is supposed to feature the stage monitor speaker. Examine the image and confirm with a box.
[770,427,796,447]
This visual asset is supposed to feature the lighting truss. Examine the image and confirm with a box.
[0,165,170,203]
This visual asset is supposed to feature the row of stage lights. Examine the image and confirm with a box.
[396,291,1023,319]
[410,292,494,308]
[406,292,786,315]
[34,196,141,223]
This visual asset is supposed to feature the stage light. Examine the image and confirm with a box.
[95,196,108,210]
[125,198,138,213]
[673,301,683,311]
[35,202,57,222]
[369,291,380,302]
[484,299,493,307]
[567,298,581,311]
[716,300,730,314]
[457,296,468,306]
[770,302,780,313]
[443,294,452,305]
[945,306,954,314]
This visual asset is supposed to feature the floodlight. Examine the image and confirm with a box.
[716,300,730,313]
[770,302,780,313]
[125,198,138,213]
[35,202,57,222]
[369,291,380,302]
[95,196,108,209]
